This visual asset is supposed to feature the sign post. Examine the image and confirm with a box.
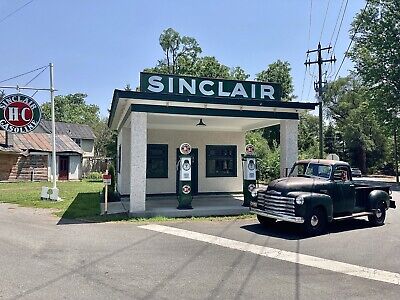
[0,63,59,200]
[50,63,57,192]
[103,173,111,215]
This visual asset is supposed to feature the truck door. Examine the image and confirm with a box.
[333,165,356,214]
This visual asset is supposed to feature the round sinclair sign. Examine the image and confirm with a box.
[0,94,41,134]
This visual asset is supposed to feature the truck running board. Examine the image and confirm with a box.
[333,212,374,221]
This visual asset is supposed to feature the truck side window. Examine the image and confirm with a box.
[334,166,350,182]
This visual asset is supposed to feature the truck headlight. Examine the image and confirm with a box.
[295,195,304,205]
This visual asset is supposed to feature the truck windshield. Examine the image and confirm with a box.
[289,163,307,177]
[304,163,332,179]
[289,163,332,179]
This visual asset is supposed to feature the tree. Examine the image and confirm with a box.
[256,60,295,101]
[229,66,250,81]
[92,117,117,157]
[41,93,100,129]
[349,0,400,132]
[246,130,280,181]
[145,28,202,75]
[298,112,319,159]
[192,56,230,78]
[256,60,296,146]
[41,93,114,158]
[324,76,388,173]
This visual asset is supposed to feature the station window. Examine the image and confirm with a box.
[147,144,168,178]
[206,145,237,177]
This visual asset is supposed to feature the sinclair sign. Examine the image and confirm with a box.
[0,94,42,134]
[140,72,282,101]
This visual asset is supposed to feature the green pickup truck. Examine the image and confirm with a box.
[250,159,396,235]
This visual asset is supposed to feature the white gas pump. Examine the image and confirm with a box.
[179,157,192,181]
[243,157,257,180]
[177,143,193,209]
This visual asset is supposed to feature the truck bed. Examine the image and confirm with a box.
[353,181,391,209]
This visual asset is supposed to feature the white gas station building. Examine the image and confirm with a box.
[108,73,317,216]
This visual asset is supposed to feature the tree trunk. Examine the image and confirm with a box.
[359,146,367,174]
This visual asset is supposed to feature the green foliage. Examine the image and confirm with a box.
[298,112,320,159]
[229,66,250,80]
[91,117,117,158]
[246,130,280,182]
[145,27,202,75]
[86,172,102,181]
[349,0,400,132]
[41,93,100,129]
[193,56,230,78]
[41,94,115,159]
[324,76,388,173]
[256,60,295,101]
[256,60,295,144]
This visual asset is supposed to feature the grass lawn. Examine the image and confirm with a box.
[0,180,254,223]
[0,180,103,219]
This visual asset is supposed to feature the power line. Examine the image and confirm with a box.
[329,0,345,46]
[0,65,47,84]
[25,65,49,86]
[307,0,313,48]
[334,1,369,80]
[301,0,314,100]
[0,0,35,25]
[319,0,332,42]
[332,0,349,52]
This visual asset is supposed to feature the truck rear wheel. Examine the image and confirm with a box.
[368,202,386,226]
[257,215,276,226]
[303,207,327,236]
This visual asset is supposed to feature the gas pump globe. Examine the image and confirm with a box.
[242,144,257,207]
[177,143,193,209]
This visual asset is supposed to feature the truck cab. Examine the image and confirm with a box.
[250,159,396,235]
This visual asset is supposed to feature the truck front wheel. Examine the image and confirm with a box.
[257,215,277,226]
[368,202,386,226]
[303,207,327,236]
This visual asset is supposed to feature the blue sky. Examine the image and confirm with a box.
[0,0,365,117]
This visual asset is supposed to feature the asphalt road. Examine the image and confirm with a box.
[1,184,399,299]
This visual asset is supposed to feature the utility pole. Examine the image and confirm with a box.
[305,43,336,159]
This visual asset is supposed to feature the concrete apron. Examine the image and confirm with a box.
[100,194,250,218]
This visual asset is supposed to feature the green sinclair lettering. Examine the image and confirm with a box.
[140,73,282,101]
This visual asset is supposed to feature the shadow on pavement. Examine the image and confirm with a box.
[241,218,375,240]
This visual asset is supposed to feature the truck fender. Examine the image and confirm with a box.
[288,192,334,222]
[368,190,390,210]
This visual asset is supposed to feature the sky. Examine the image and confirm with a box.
[0,0,366,118]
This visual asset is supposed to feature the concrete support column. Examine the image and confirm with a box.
[280,119,299,177]
[130,112,147,213]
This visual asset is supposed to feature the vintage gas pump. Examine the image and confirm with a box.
[242,144,257,207]
[177,143,193,209]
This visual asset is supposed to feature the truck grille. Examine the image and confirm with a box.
[257,191,295,216]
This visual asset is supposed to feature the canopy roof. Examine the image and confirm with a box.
[108,90,318,132]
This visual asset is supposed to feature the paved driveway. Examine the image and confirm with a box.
[1,186,399,299]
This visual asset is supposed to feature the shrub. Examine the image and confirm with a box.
[86,172,102,181]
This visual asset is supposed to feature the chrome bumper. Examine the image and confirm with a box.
[250,208,304,224]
